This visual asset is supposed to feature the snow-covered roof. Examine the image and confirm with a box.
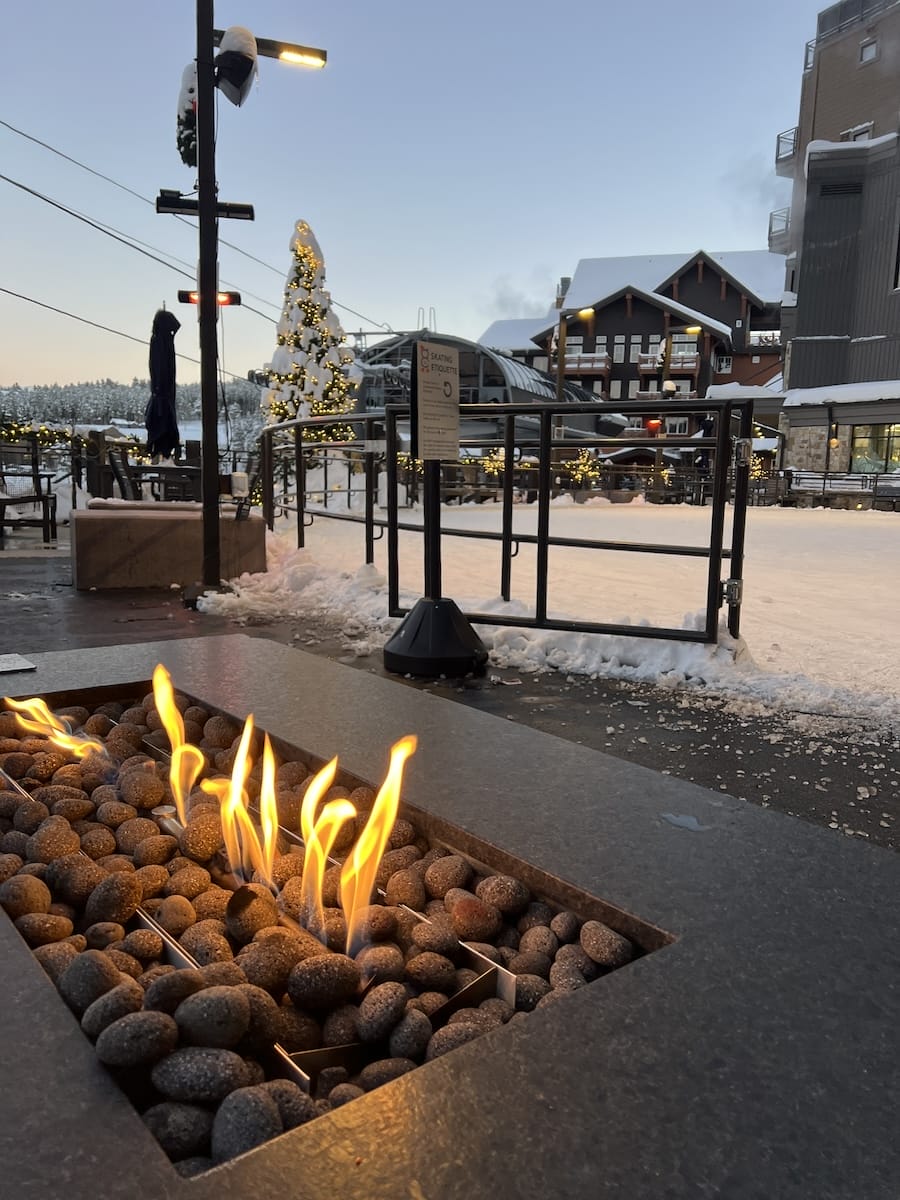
[805,131,899,176]
[561,249,785,310]
[477,317,554,352]
[783,379,900,407]
[531,285,732,342]
[707,383,785,401]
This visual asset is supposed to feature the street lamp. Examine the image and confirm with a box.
[185,4,326,591]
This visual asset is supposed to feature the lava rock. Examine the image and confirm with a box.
[118,771,165,811]
[50,796,94,822]
[388,1007,432,1059]
[15,912,73,946]
[179,812,223,863]
[143,968,207,1014]
[322,1004,360,1047]
[26,816,81,863]
[549,959,588,990]
[1,830,29,857]
[143,1102,214,1161]
[175,985,251,1048]
[580,920,634,969]
[450,897,502,943]
[236,936,307,996]
[211,1084,282,1164]
[425,1022,485,1061]
[383,868,426,910]
[85,922,127,950]
[517,901,554,933]
[114,817,159,855]
[134,865,170,900]
[514,973,552,1011]
[519,925,559,958]
[81,978,145,1038]
[152,1047,251,1104]
[375,846,422,890]
[13,800,51,835]
[155,895,197,938]
[0,853,23,884]
[261,1079,316,1129]
[423,855,473,899]
[555,942,602,981]
[120,928,164,961]
[328,1083,364,1107]
[549,909,581,943]
[447,1007,497,1032]
[105,948,144,978]
[95,1009,179,1066]
[197,962,247,987]
[387,818,417,849]
[508,951,552,978]
[475,874,531,915]
[32,939,80,983]
[353,904,397,943]
[84,872,143,925]
[224,884,278,944]
[179,921,234,966]
[192,886,232,921]
[80,826,118,860]
[287,954,360,1011]
[410,919,461,958]
[356,981,408,1042]
[357,1057,417,1090]
[355,943,406,984]
[58,948,123,1014]
[277,1005,322,1053]
[441,888,477,914]
[164,865,212,901]
[236,984,282,1052]
[405,991,449,1017]
[0,873,51,919]
[404,952,456,993]
[95,800,138,828]
[133,835,179,867]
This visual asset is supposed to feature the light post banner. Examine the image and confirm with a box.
[416,342,460,461]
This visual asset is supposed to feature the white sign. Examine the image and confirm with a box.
[417,342,460,461]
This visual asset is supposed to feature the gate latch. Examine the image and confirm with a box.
[722,578,743,606]
[733,438,752,467]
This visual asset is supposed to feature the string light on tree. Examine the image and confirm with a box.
[263,219,359,442]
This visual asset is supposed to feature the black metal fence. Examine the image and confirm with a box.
[258,397,754,643]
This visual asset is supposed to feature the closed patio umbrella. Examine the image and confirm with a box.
[145,308,181,461]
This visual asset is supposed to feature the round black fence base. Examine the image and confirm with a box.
[383,598,488,678]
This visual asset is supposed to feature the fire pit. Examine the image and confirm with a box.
[2,635,899,1200]
[0,660,669,1176]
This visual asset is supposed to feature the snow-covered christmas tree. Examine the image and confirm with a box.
[263,219,357,441]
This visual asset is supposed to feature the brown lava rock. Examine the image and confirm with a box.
[357,1057,417,1091]
[84,871,143,924]
[287,953,360,1011]
[115,817,162,855]
[508,951,552,978]
[0,853,23,883]
[192,886,231,921]
[179,812,223,863]
[423,855,472,899]
[95,1009,179,1067]
[134,865,171,900]
[355,943,405,984]
[32,940,80,983]
[44,855,103,906]
[203,715,242,749]
[519,925,559,958]
[151,1047,251,1104]
[475,874,531,915]
[118,771,165,811]
[95,801,137,828]
[517,901,554,932]
[410,919,460,958]
[163,865,211,901]
[120,928,164,961]
[85,921,126,949]
[15,912,74,946]
[26,816,81,863]
[80,826,118,860]
[404,951,456,993]
[514,973,552,1011]
[180,921,234,965]
[550,910,581,943]
[0,873,51,919]
[450,897,502,942]
[224,883,278,944]
[50,796,94,822]
[384,868,426,910]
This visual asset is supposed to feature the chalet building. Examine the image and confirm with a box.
[773,0,900,387]
[479,249,784,439]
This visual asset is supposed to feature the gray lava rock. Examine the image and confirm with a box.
[579,920,634,969]
[81,978,145,1038]
[58,949,123,1014]
[549,909,581,943]
[508,951,552,978]
[211,1084,282,1164]
[224,883,278,944]
[555,942,601,981]
[322,1004,360,1047]
[143,968,207,1014]
[277,1005,322,1053]
[236,984,282,1052]
[355,943,406,984]
[447,1007,497,1032]
[549,959,588,991]
[261,1079,316,1129]
[514,973,552,1011]
[95,1009,178,1067]
[357,1057,417,1090]
[475,874,531,914]
[356,981,408,1042]
[425,1022,485,1061]
[173,1157,213,1178]
[142,1102,214,1161]
[15,912,73,946]
[404,951,456,993]
[236,936,306,996]
[329,1083,364,1107]
[175,985,251,1049]
[84,872,143,925]
[405,990,448,1017]
[0,873,51,919]
[197,961,246,987]
[519,925,559,958]
[287,953,360,1011]
[151,1047,251,1104]
[388,1007,432,1060]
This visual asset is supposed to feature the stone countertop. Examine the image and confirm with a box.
[2,635,898,1200]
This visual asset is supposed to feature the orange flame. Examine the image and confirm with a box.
[202,717,281,890]
[2,695,106,760]
[153,664,203,824]
[341,734,417,956]
[297,757,354,942]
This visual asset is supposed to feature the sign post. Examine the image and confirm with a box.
[383,341,488,677]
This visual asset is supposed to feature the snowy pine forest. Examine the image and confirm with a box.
[0,378,266,447]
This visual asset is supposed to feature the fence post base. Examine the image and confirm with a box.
[383,598,488,678]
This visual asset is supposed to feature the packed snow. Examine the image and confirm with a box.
[199,495,900,733]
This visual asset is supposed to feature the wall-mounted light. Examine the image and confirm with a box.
[577,308,595,320]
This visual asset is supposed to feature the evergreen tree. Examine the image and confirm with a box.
[263,219,357,441]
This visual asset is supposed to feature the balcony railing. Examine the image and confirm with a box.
[638,352,662,373]
[768,207,791,253]
[668,352,700,375]
[775,126,799,177]
[557,351,611,374]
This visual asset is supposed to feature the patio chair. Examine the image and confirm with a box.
[0,436,58,545]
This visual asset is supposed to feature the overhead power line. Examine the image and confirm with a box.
[0,117,393,331]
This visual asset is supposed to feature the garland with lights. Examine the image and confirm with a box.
[565,448,601,486]
[262,219,358,443]
[0,421,72,448]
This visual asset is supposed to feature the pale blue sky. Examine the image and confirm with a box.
[1,0,825,386]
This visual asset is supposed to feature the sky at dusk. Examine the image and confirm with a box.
[1,1,826,388]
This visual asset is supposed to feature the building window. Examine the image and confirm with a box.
[613,336,625,363]
[564,336,583,356]
[594,335,607,354]
[851,423,900,473]
[629,335,642,363]
[860,38,877,64]
[625,415,644,430]
[646,380,658,393]
[715,355,733,374]
[609,379,622,399]
[628,380,639,399]
[533,355,548,371]
[675,380,691,395]
[664,416,689,436]
[592,381,605,395]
